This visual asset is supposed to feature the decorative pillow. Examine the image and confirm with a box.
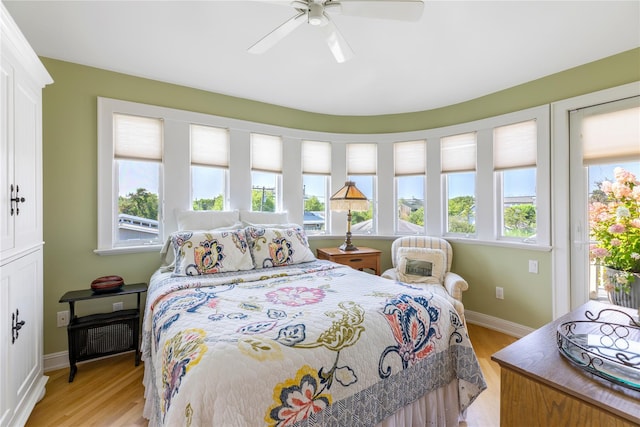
[176,209,240,231]
[244,225,315,268]
[171,229,253,276]
[239,210,289,226]
[396,247,446,285]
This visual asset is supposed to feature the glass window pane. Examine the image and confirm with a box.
[588,161,640,300]
[347,175,374,234]
[396,175,425,234]
[446,172,475,235]
[252,171,278,212]
[501,168,537,239]
[117,159,160,244]
[303,175,328,234]
[192,166,226,211]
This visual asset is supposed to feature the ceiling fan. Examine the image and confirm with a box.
[248,0,424,63]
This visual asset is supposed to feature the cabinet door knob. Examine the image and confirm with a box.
[9,185,26,216]
[11,309,26,344]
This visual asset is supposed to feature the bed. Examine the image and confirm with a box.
[141,224,486,426]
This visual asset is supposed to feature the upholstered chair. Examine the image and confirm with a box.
[382,236,469,318]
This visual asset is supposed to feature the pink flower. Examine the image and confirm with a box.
[266,286,326,307]
[612,182,632,199]
[608,223,626,234]
[610,238,621,247]
[601,180,613,193]
[591,247,609,258]
[631,219,640,229]
[614,167,637,184]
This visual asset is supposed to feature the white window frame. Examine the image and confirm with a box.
[551,82,640,319]
[190,123,230,211]
[493,119,539,243]
[394,140,426,235]
[346,143,378,235]
[302,140,332,235]
[97,100,169,254]
[97,97,552,254]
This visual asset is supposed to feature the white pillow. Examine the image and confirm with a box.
[171,229,253,276]
[176,209,240,231]
[396,247,446,285]
[245,225,315,268]
[239,210,289,226]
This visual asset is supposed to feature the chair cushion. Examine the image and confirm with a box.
[396,247,446,285]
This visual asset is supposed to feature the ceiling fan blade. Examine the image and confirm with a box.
[248,12,307,54]
[338,0,424,22]
[320,19,354,63]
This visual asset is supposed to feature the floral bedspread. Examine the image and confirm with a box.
[141,260,486,426]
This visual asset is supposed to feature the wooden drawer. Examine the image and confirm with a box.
[316,247,381,275]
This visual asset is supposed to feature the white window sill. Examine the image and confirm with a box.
[94,244,163,256]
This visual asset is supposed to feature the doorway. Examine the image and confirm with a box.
[568,96,640,310]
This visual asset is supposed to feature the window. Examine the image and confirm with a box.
[441,133,476,236]
[494,120,537,240]
[251,133,282,212]
[113,113,162,246]
[394,140,426,234]
[190,124,229,211]
[302,140,331,234]
[347,143,376,234]
[97,98,551,253]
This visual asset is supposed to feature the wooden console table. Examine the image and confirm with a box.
[492,300,640,426]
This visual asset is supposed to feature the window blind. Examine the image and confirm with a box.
[251,133,283,173]
[302,140,331,175]
[191,124,229,168]
[114,113,162,161]
[347,143,377,175]
[394,140,426,176]
[581,103,640,165]
[441,132,476,173]
[494,120,537,170]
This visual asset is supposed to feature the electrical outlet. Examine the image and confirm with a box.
[528,259,539,274]
[57,310,70,327]
[496,287,504,300]
[113,302,124,311]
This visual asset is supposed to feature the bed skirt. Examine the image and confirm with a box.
[377,380,462,427]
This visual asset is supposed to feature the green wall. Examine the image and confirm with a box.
[41,48,640,355]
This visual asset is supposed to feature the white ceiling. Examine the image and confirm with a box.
[3,0,639,116]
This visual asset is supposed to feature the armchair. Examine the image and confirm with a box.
[382,236,469,318]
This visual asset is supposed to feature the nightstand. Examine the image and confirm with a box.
[316,247,381,275]
[59,283,147,382]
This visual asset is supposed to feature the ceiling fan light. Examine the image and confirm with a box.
[308,3,327,26]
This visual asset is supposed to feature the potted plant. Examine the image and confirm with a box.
[589,167,640,308]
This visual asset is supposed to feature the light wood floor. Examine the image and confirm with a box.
[26,323,517,427]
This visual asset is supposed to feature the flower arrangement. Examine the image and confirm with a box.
[589,167,640,294]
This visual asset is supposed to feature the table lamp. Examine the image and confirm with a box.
[330,181,369,251]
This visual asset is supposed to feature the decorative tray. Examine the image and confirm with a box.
[557,308,640,391]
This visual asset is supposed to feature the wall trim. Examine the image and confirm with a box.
[465,310,534,338]
[43,350,137,373]
[43,351,69,372]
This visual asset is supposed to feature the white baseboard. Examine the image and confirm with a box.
[44,351,69,372]
[465,309,534,338]
[44,350,137,373]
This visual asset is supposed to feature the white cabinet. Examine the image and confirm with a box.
[0,250,45,427]
[0,3,52,426]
